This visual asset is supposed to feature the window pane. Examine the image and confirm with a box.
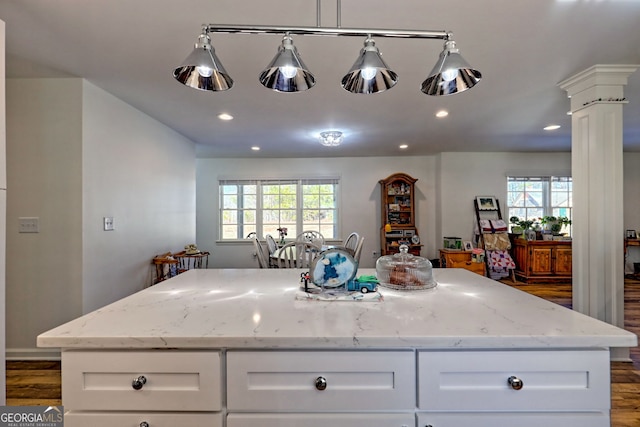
[220,179,339,240]
[507,176,572,236]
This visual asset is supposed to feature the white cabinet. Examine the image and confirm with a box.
[417,350,609,411]
[227,350,415,411]
[60,349,613,427]
[62,350,222,427]
[228,413,416,427]
[417,412,608,427]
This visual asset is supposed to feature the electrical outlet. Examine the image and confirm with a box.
[372,250,379,258]
[19,217,40,233]
[103,217,114,231]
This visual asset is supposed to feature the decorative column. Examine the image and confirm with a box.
[559,65,637,361]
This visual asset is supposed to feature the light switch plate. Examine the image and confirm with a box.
[103,217,114,231]
[19,217,40,233]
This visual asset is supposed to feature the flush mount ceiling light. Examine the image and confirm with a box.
[173,1,481,96]
[319,131,343,146]
[173,30,234,92]
[341,36,397,94]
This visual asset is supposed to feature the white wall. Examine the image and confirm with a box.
[0,18,6,404]
[196,156,437,268]
[623,152,640,272]
[6,78,84,357]
[6,78,196,357]
[81,81,196,312]
[437,152,572,245]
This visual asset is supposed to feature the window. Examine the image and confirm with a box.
[507,176,572,234]
[220,178,339,240]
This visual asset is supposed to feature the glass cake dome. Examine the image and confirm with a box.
[376,245,436,290]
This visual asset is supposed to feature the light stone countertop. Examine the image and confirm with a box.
[37,268,637,350]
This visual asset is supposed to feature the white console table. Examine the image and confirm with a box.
[38,268,637,427]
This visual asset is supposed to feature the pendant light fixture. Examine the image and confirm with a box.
[420,39,482,96]
[173,30,233,92]
[259,34,316,92]
[341,36,398,94]
[174,25,481,96]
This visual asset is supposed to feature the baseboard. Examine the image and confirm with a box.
[6,347,61,361]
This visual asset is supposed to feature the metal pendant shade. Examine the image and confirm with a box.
[259,35,316,92]
[173,33,234,92]
[341,38,398,94]
[421,40,481,96]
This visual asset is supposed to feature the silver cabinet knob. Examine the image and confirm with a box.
[140,423,149,427]
[508,375,524,390]
[132,375,147,390]
[315,376,327,391]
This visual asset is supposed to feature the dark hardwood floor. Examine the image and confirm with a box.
[5,277,640,425]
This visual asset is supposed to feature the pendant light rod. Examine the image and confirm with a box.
[204,24,450,40]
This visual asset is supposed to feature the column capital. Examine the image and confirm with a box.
[558,64,638,112]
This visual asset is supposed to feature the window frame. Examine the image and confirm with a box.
[219,178,340,241]
[506,175,573,235]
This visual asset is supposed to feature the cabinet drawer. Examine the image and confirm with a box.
[62,350,221,411]
[227,351,415,411]
[418,350,609,411]
[449,260,485,275]
[65,412,222,427]
[228,413,415,427]
[418,412,608,427]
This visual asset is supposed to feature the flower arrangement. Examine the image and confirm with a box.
[277,227,288,245]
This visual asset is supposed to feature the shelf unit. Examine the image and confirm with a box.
[379,173,422,256]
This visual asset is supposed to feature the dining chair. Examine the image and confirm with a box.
[343,232,360,255]
[265,234,279,267]
[252,237,269,269]
[296,230,325,248]
[353,236,365,263]
[277,241,320,269]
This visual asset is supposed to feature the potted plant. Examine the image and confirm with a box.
[509,216,524,234]
[509,216,535,239]
[541,216,571,235]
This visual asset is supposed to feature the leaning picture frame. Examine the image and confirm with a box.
[626,229,637,239]
[476,196,497,211]
[463,241,473,251]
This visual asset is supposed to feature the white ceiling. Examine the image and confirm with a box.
[2,0,640,158]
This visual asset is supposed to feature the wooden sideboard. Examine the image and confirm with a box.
[511,238,572,283]
[439,249,486,276]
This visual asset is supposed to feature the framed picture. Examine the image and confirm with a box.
[463,241,473,251]
[476,196,498,211]
[626,229,637,239]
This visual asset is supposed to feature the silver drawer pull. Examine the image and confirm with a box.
[508,375,524,390]
[140,423,149,427]
[315,376,327,391]
[132,375,147,390]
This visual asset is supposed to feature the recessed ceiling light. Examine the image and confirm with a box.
[218,113,234,121]
[399,144,409,149]
[543,125,561,131]
[251,146,260,151]
[435,110,449,118]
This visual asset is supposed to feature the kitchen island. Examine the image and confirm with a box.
[38,268,637,427]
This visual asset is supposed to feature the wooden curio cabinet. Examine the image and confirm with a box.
[379,173,422,256]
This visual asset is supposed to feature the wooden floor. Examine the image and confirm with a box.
[5,277,640,425]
